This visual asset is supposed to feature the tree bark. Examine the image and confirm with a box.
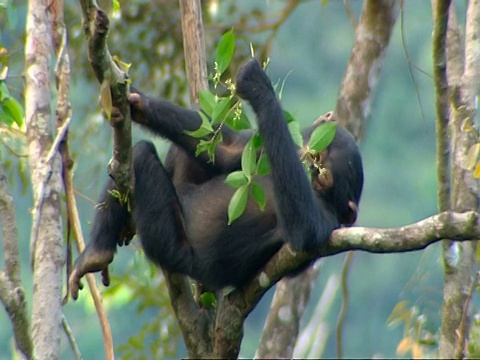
[179,0,208,106]
[0,164,33,359]
[438,1,480,357]
[255,265,320,359]
[25,0,64,358]
[334,0,400,139]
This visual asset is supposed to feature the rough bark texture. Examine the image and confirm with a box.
[0,165,33,359]
[179,0,208,106]
[161,2,218,358]
[211,210,480,358]
[255,265,320,359]
[334,0,400,138]
[432,0,452,213]
[78,1,132,196]
[438,1,480,357]
[25,0,64,358]
[163,271,214,358]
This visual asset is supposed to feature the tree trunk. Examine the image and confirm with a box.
[437,1,480,358]
[25,0,64,358]
[334,0,400,139]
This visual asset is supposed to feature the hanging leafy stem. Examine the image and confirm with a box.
[186,30,337,224]
[225,133,271,224]
[184,29,250,163]
[300,114,338,190]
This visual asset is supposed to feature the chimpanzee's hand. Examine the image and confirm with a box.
[69,245,114,300]
[127,91,150,125]
[235,58,274,104]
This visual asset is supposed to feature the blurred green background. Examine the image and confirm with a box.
[0,0,459,358]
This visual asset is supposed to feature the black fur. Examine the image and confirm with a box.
[73,59,363,292]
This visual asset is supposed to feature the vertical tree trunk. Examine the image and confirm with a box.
[179,0,208,106]
[25,0,64,358]
[334,0,399,138]
[438,1,480,358]
[0,164,33,359]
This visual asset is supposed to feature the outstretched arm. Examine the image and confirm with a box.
[235,59,338,251]
[127,87,249,172]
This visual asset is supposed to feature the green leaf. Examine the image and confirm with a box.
[0,48,8,68]
[199,90,216,116]
[226,111,251,130]
[199,292,217,308]
[215,29,235,75]
[251,182,267,211]
[228,185,248,225]
[112,55,131,74]
[283,110,295,123]
[252,132,263,149]
[3,96,24,127]
[0,81,9,101]
[241,136,257,176]
[112,0,120,13]
[225,170,249,188]
[308,121,337,152]
[257,152,271,176]
[195,139,211,157]
[211,97,233,125]
[0,105,13,126]
[288,120,303,148]
[185,111,214,138]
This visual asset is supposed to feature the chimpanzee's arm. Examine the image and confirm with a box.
[235,59,338,251]
[126,87,249,172]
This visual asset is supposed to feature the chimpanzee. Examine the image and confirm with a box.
[69,59,363,299]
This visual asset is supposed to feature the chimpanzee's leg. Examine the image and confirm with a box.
[131,140,194,274]
[70,140,194,300]
[69,177,133,299]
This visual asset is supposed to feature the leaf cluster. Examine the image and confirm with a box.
[187,30,338,224]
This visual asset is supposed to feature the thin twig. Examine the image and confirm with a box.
[336,251,354,359]
[454,271,479,358]
[62,314,83,360]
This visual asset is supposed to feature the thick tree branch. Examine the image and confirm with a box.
[439,0,480,357]
[179,0,208,105]
[162,2,215,359]
[163,271,214,358]
[256,211,479,300]
[25,1,65,357]
[432,0,452,213]
[214,210,480,358]
[78,1,132,195]
[334,0,399,138]
[0,165,33,359]
[255,264,320,359]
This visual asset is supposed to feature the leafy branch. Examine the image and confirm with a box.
[187,30,338,224]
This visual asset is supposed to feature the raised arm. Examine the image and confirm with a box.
[127,87,249,172]
[235,59,338,251]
